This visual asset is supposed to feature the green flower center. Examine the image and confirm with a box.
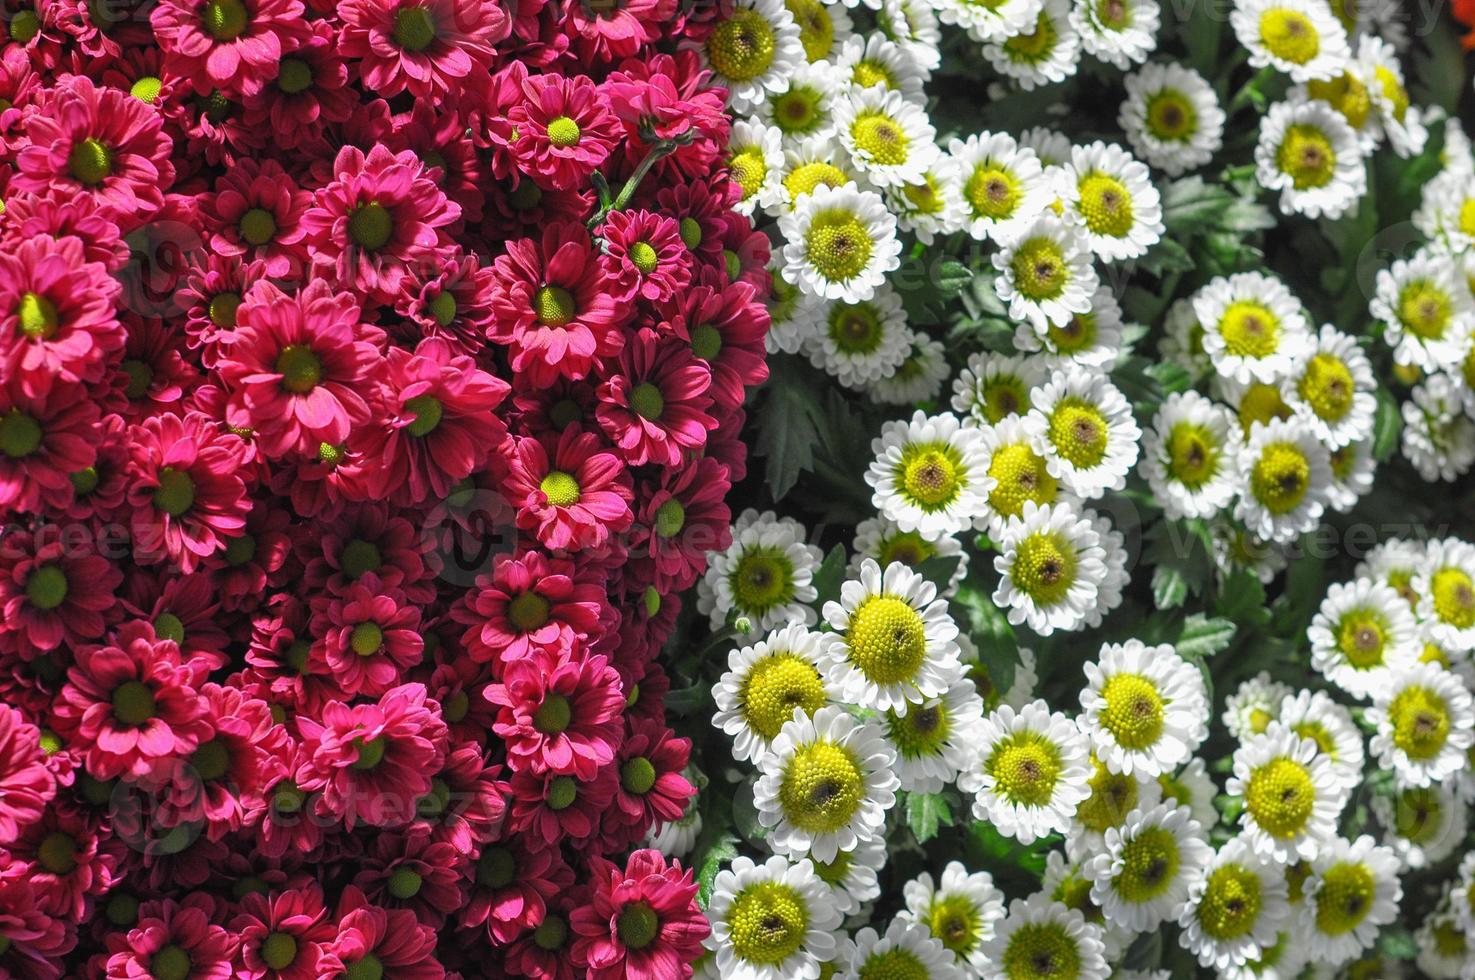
[192,739,230,781]
[1011,236,1069,301]
[349,621,383,656]
[740,653,827,740]
[1113,826,1181,903]
[617,901,660,949]
[387,868,422,899]
[545,776,577,810]
[926,894,983,956]
[1398,280,1452,340]
[277,58,312,93]
[533,285,576,327]
[239,207,276,246]
[898,443,964,510]
[1388,685,1450,760]
[209,292,241,329]
[546,115,581,148]
[1249,442,1310,514]
[25,564,67,611]
[850,112,910,166]
[17,291,59,339]
[1098,673,1166,750]
[0,410,42,459]
[151,945,192,980]
[153,466,196,517]
[1145,89,1196,141]
[348,202,393,250]
[112,680,157,726]
[779,739,864,833]
[988,731,1062,807]
[707,9,776,82]
[533,693,572,735]
[345,954,384,980]
[272,782,306,813]
[629,381,664,421]
[507,591,551,631]
[858,948,930,980]
[1245,757,1315,839]
[620,756,656,795]
[392,5,436,50]
[627,242,659,276]
[1197,864,1263,940]
[729,880,810,965]
[68,138,115,191]
[845,594,928,685]
[340,539,382,580]
[1259,8,1320,65]
[539,470,580,507]
[827,301,886,354]
[1276,124,1336,189]
[476,846,516,889]
[729,547,795,615]
[7,8,39,41]
[1166,422,1220,487]
[1011,531,1078,606]
[261,932,298,971]
[967,165,1022,221]
[1392,786,1442,842]
[352,736,387,770]
[535,915,568,951]
[771,87,825,136]
[804,210,874,285]
[654,499,685,538]
[404,394,442,437]
[1218,301,1280,357]
[1077,172,1135,238]
[37,831,77,874]
[1313,863,1375,935]
[1047,398,1110,468]
[275,344,322,394]
[202,0,248,40]
[1001,922,1081,980]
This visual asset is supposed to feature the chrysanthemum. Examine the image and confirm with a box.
[1085,802,1212,931]
[1359,35,1426,158]
[961,699,1091,844]
[978,894,1108,980]
[1177,835,1292,972]
[972,415,1070,537]
[728,119,787,217]
[948,132,1052,244]
[713,624,834,764]
[833,84,939,189]
[809,837,886,916]
[1231,0,1352,81]
[1280,325,1376,449]
[1413,537,1475,651]
[0,704,54,844]
[993,501,1108,635]
[1370,249,1475,371]
[866,411,989,538]
[1139,391,1243,520]
[699,509,822,632]
[1222,671,1293,740]
[569,850,709,980]
[1308,579,1420,698]
[779,181,902,303]
[705,855,842,980]
[338,0,502,100]
[844,917,965,980]
[803,283,914,388]
[1026,365,1140,499]
[992,215,1099,333]
[498,72,621,192]
[901,861,1006,974]
[1193,272,1311,385]
[1061,141,1163,262]
[951,352,1049,428]
[1416,911,1472,979]
[486,647,625,779]
[1227,727,1346,862]
[1367,662,1475,787]
[1371,782,1465,869]
[1072,0,1159,68]
[1274,690,1365,792]
[981,0,1082,92]
[787,0,854,62]
[883,680,987,793]
[1255,96,1367,219]
[878,0,941,69]
[1079,640,1209,777]
[836,32,928,98]
[1298,835,1402,966]
[1402,373,1475,483]
[1014,284,1124,369]
[705,0,807,113]
[503,425,634,553]
[773,136,863,214]
[932,0,1041,40]
[752,705,899,862]
[1233,417,1333,544]
[1119,61,1225,176]
[871,335,951,405]
[1067,752,1164,859]
[754,58,844,146]
[1414,166,1475,253]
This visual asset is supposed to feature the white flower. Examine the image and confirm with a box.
[1402,372,1475,483]
[771,136,861,214]
[933,0,1043,42]
[1026,365,1141,499]
[1193,271,1311,385]
[1298,835,1402,966]
[1140,391,1245,520]
[1358,35,1426,158]
[1231,0,1352,82]
[1060,140,1163,261]
[804,282,914,388]
[1228,727,1346,863]
[1281,325,1376,449]
[1354,538,1428,608]
[1086,802,1212,932]
[901,861,1007,973]
[948,132,1053,244]
[849,514,967,596]
[992,501,1109,635]
[785,0,854,62]
[1415,910,1473,980]
[878,0,943,71]
[1018,125,1074,168]
[1065,756,1165,865]
[974,414,1076,537]
[753,704,900,862]
[834,32,929,101]
[706,854,844,980]
[1082,517,1127,632]
[883,679,987,793]
[754,58,845,147]
[840,917,964,980]
[1326,438,1377,512]
[714,624,835,764]
[1367,662,1475,787]
[1255,97,1367,219]
[979,894,1109,980]
[1271,689,1364,792]
[1209,522,1288,585]
[960,699,1092,844]
[870,334,951,405]
[866,411,991,539]
[810,836,886,916]
[820,559,963,714]
[1233,416,1333,544]
[981,0,1082,91]
[961,639,1039,713]
[707,0,807,113]
[1042,849,1135,960]
[1371,248,1475,371]
[950,352,1049,427]
[1222,671,1292,741]
[765,257,828,355]
[1414,166,1475,254]
[1079,639,1209,777]
[647,767,705,857]
[1160,296,1212,379]
[1072,0,1159,68]
[728,119,787,216]
[1370,782,1466,870]
[700,510,822,632]
[1308,578,1419,699]
[780,181,903,302]
[885,156,967,245]
[1014,283,1125,369]
[1414,537,1475,652]
[1177,834,1292,972]
[833,85,940,188]
[1452,851,1475,932]
[1158,757,1220,833]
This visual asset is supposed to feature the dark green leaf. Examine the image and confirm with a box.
[811,544,849,609]
[1123,930,1163,972]
[905,792,954,845]
[696,834,739,907]
[754,358,825,501]
[935,260,974,299]
[1372,386,1402,462]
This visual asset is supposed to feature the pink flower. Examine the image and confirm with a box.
[393,250,496,356]
[240,22,356,150]
[460,836,573,944]
[0,529,121,656]
[599,209,694,304]
[659,279,770,415]
[313,575,424,698]
[487,647,625,779]
[332,886,445,979]
[220,279,381,458]
[103,894,235,980]
[150,0,309,96]
[54,621,210,780]
[570,850,709,980]
[0,874,75,980]
[339,0,506,100]
[503,426,633,552]
[124,411,250,572]
[607,718,694,835]
[452,552,605,665]
[230,886,341,980]
[9,800,119,919]
[351,826,465,926]
[0,704,54,843]
[198,159,312,277]
[0,379,98,515]
[595,328,716,468]
[300,501,432,599]
[0,192,128,272]
[506,767,615,848]
[0,235,123,397]
[630,456,732,594]
[563,0,674,62]
[496,73,620,191]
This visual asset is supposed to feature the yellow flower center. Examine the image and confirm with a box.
[897,444,964,510]
[778,739,865,833]
[1000,923,1081,980]
[1259,8,1320,64]
[1077,172,1135,238]
[1114,827,1182,903]
[1397,280,1452,340]
[1011,531,1078,606]
[987,731,1063,806]
[730,547,796,615]
[804,210,874,284]
[1145,89,1197,141]
[1388,685,1450,760]
[1197,864,1263,940]
[966,165,1023,221]
[1099,673,1166,750]
[987,442,1058,518]
[1313,863,1375,936]
[729,881,810,966]
[708,9,777,82]
[1249,441,1311,514]
[1010,236,1069,301]
[1432,567,1475,628]
[1276,124,1336,190]
[1245,756,1315,839]
[1297,353,1354,421]
[851,112,910,166]
[740,653,828,740]
[845,595,927,685]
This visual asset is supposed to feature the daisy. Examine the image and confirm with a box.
[804,284,914,388]
[1370,249,1474,371]
[1371,782,1465,869]
[1359,35,1425,158]
[1085,803,1212,931]
[1067,754,1163,858]
[1061,141,1164,261]
[1018,126,1074,168]
[1413,537,1475,651]
[809,837,886,915]
[787,0,854,62]
[975,414,1073,536]
[842,917,964,980]
[1160,297,1213,379]
[1231,0,1352,82]
[1222,671,1294,740]
[728,119,787,216]
[883,680,987,793]
[878,0,942,71]
[1453,852,1475,930]
[948,132,1052,244]
[1298,835,1402,966]
[960,699,1092,844]
[1193,271,1311,385]
[1356,538,1428,607]
[981,0,1082,92]
[950,352,1049,427]
[866,411,990,538]
[1082,510,1130,630]
[767,262,828,354]
[1026,364,1141,499]
[901,862,1007,975]
[871,335,952,405]
[1228,727,1346,862]
[1040,849,1130,958]
[1072,0,1159,68]
[1209,523,1290,585]
[979,894,1108,980]
[1233,416,1333,544]
[993,501,1108,635]
[755,58,845,146]
[706,0,807,114]
[1140,391,1244,520]
[1078,640,1209,777]
[933,0,1043,42]
[849,515,967,594]
[819,558,963,714]
[1296,62,1382,153]
[1413,166,1475,253]
[1326,438,1377,512]
[1366,662,1475,787]
[1416,912,1473,980]
[1255,96,1367,219]
[994,215,1100,333]
[1308,579,1420,698]
[753,705,899,862]
[1402,373,1475,483]
[834,32,929,102]
[885,158,967,246]
[699,509,823,632]
[1014,284,1125,369]
[962,640,1039,713]
[779,181,902,302]
[1282,325,1376,448]
[774,136,862,214]
[706,854,843,980]
[1158,757,1221,834]
[714,625,834,764]
[1177,835,1292,972]
[1273,690,1365,792]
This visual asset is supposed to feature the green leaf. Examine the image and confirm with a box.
[811,544,849,609]
[1135,236,1195,277]
[754,357,825,501]
[905,792,954,845]
[1215,570,1271,628]
[731,781,768,843]
[695,834,739,907]
[915,554,963,595]
[1177,614,1236,659]
[952,585,1018,694]
[1372,386,1402,462]
[1152,564,1189,610]
[935,260,973,299]
[1122,930,1163,972]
